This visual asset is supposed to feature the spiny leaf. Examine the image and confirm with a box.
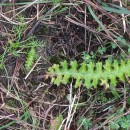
[25,47,36,71]
[48,59,130,89]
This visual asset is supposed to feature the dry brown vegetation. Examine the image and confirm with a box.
[0,0,130,130]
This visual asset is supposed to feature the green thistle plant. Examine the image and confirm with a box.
[48,59,130,88]
[25,47,36,71]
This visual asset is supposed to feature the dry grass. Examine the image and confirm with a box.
[0,0,130,130]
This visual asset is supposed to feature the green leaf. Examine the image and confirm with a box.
[109,121,120,130]
[102,4,130,14]
[112,43,117,49]
[97,46,106,55]
[48,59,130,88]
[52,0,61,4]
[49,114,63,130]
[25,47,36,71]
[111,89,120,99]
[77,117,92,130]
[126,115,130,120]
